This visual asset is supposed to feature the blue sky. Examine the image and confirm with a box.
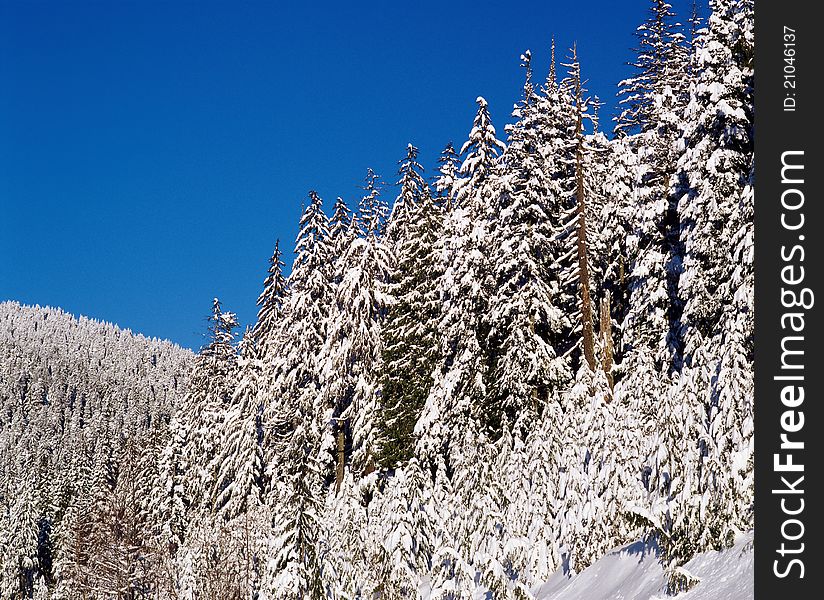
[0,0,702,351]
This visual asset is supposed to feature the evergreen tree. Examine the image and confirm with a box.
[376,459,435,598]
[669,0,754,564]
[419,96,504,471]
[386,144,429,248]
[154,411,191,558]
[615,0,689,136]
[263,191,332,596]
[213,337,266,521]
[434,142,461,208]
[262,421,324,599]
[567,48,597,374]
[264,190,332,485]
[329,196,357,276]
[534,44,583,367]
[485,49,572,437]
[321,176,392,482]
[254,240,289,357]
[358,168,388,238]
[185,298,240,514]
[379,150,444,468]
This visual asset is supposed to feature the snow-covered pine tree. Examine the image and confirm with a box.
[555,365,641,574]
[434,429,499,598]
[564,46,597,373]
[613,0,690,477]
[519,413,564,585]
[262,191,333,597]
[262,419,324,599]
[1,471,40,597]
[533,42,583,369]
[615,0,689,137]
[321,175,392,484]
[379,148,445,469]
[617,0,690,376]
[264,190,332,490]
[422,455,467,599]
[154,407,191,558]
[213,335,266,522]
[613,0,691,395]
[485,49,572,438]
[433,142,461,209]
[677,0,753,388]
[665,0,754,569]
[318,471,381,599]
[385,144,429,250]
[451,97,506,215]
[358,168,388,238]
[329,196,357,280]
[254,239,289,357]
[184,298,239,515]
[374,458,435,598]
[418,96,504,472]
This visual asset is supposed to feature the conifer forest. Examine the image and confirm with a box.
[0,0,754,597]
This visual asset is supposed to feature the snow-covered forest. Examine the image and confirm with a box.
[0,0,753,597]
[0,302,192,597]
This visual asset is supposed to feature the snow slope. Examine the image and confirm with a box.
[536,532,753,600]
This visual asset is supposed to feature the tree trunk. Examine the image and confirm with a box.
[334,423,345,494]
[572,47,597,373]
[600,291,615,395]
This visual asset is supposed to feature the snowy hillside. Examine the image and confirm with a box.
[537,532,753,600]
[0,301,192,596]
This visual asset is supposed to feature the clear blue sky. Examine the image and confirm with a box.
[0,0,702,351]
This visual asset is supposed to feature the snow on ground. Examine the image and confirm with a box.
[676,533,753,600]
[535,531,753,600]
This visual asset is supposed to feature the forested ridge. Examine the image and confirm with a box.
[0,0,753,597]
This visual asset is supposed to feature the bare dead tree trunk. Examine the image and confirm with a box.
[572,45,597,373]
[244,511,250,597]
[600,291,615,395]
[334,421,345,494]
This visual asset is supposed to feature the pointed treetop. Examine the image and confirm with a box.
[614,0,688,135]
[459,96,505,168]
[256,239,287,311]
[399,143,422,171]
[386,143,429,242]
[561,44,588,106]
[394,144,427,210]
[291,190,331,289]
[519,49,534,105]
[454,96,506,211]
[359,168,388,238]
[294,191,329,256]
[329,196,355,248]
[205,297,238,357]
[434,141,461,204]
[254,238,288,347]
[300,190,326,230]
